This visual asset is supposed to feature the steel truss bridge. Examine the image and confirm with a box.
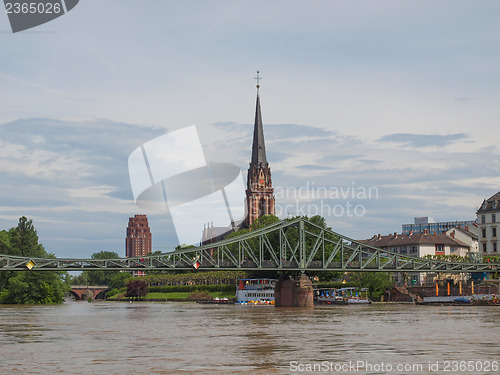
[0,218,498,274]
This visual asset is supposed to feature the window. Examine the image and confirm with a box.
[482,215,486,224]
[410,246,418,254]
[493,214,497,223]
[482,228,487,238]
[435,244,445,255]
[494,242,498,252]
[494,227,497,238]
[400,246,407,254]
[483,243,487,252]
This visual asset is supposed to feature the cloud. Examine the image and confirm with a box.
[1,117,499,257]
[296,164,332,171]
[0,118,175,257]
[378,133,470,148]
[454,97,477,103]
[0,118,166,198]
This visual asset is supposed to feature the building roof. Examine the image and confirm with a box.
[448,226,478,240]
[251,89,267,166]
[361,232,470,248]
[477,191,500,213]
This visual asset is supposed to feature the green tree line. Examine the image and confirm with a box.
[134,270,249,287]
[0,217,70,304]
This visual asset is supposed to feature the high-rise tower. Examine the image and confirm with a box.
[126,214,152,258]
[245,72,275,227]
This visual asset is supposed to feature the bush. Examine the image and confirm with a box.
[125,280,148,300]
[106,288,123,298]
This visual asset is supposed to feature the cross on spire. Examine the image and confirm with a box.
[254,70,261,90]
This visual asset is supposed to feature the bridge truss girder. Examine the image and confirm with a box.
[0,218,498,274]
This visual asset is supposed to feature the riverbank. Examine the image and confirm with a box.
[106,290,235,302]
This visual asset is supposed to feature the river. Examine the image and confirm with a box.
[0,302,499,374]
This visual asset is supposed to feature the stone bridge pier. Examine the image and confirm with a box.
[274,275,314,307]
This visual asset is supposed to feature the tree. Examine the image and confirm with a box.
[0,230,11,254]
[0,217,70,304]
[9,216,46,257]
[0,230,14,291]
[350,272,394,298]
[175,245,195,250]
[125,279,148,300]
[1,271,69,304]
[109,272,132,290]
[249,215,280,230]
[316,271,343,283]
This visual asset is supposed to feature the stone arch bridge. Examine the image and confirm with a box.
[69,285,109,301]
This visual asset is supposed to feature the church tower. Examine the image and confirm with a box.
[245,72,275,227]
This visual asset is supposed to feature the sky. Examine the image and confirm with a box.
[1,1,500,258]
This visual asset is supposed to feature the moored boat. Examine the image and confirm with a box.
[316,287,371,304]
[316,288,348,304]
[235,278,276,305]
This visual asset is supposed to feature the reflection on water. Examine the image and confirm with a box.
[0,302,499,374]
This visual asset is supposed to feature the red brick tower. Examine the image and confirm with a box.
[126,214,152,258]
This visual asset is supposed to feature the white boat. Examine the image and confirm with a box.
[235,278,276,305]
[316,287,371,304]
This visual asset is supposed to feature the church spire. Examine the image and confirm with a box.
[245,71,275,228]
[251,71,267,166]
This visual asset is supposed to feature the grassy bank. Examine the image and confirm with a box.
[107,288,235,302]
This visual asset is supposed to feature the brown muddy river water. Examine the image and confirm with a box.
[0,302,499,374]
